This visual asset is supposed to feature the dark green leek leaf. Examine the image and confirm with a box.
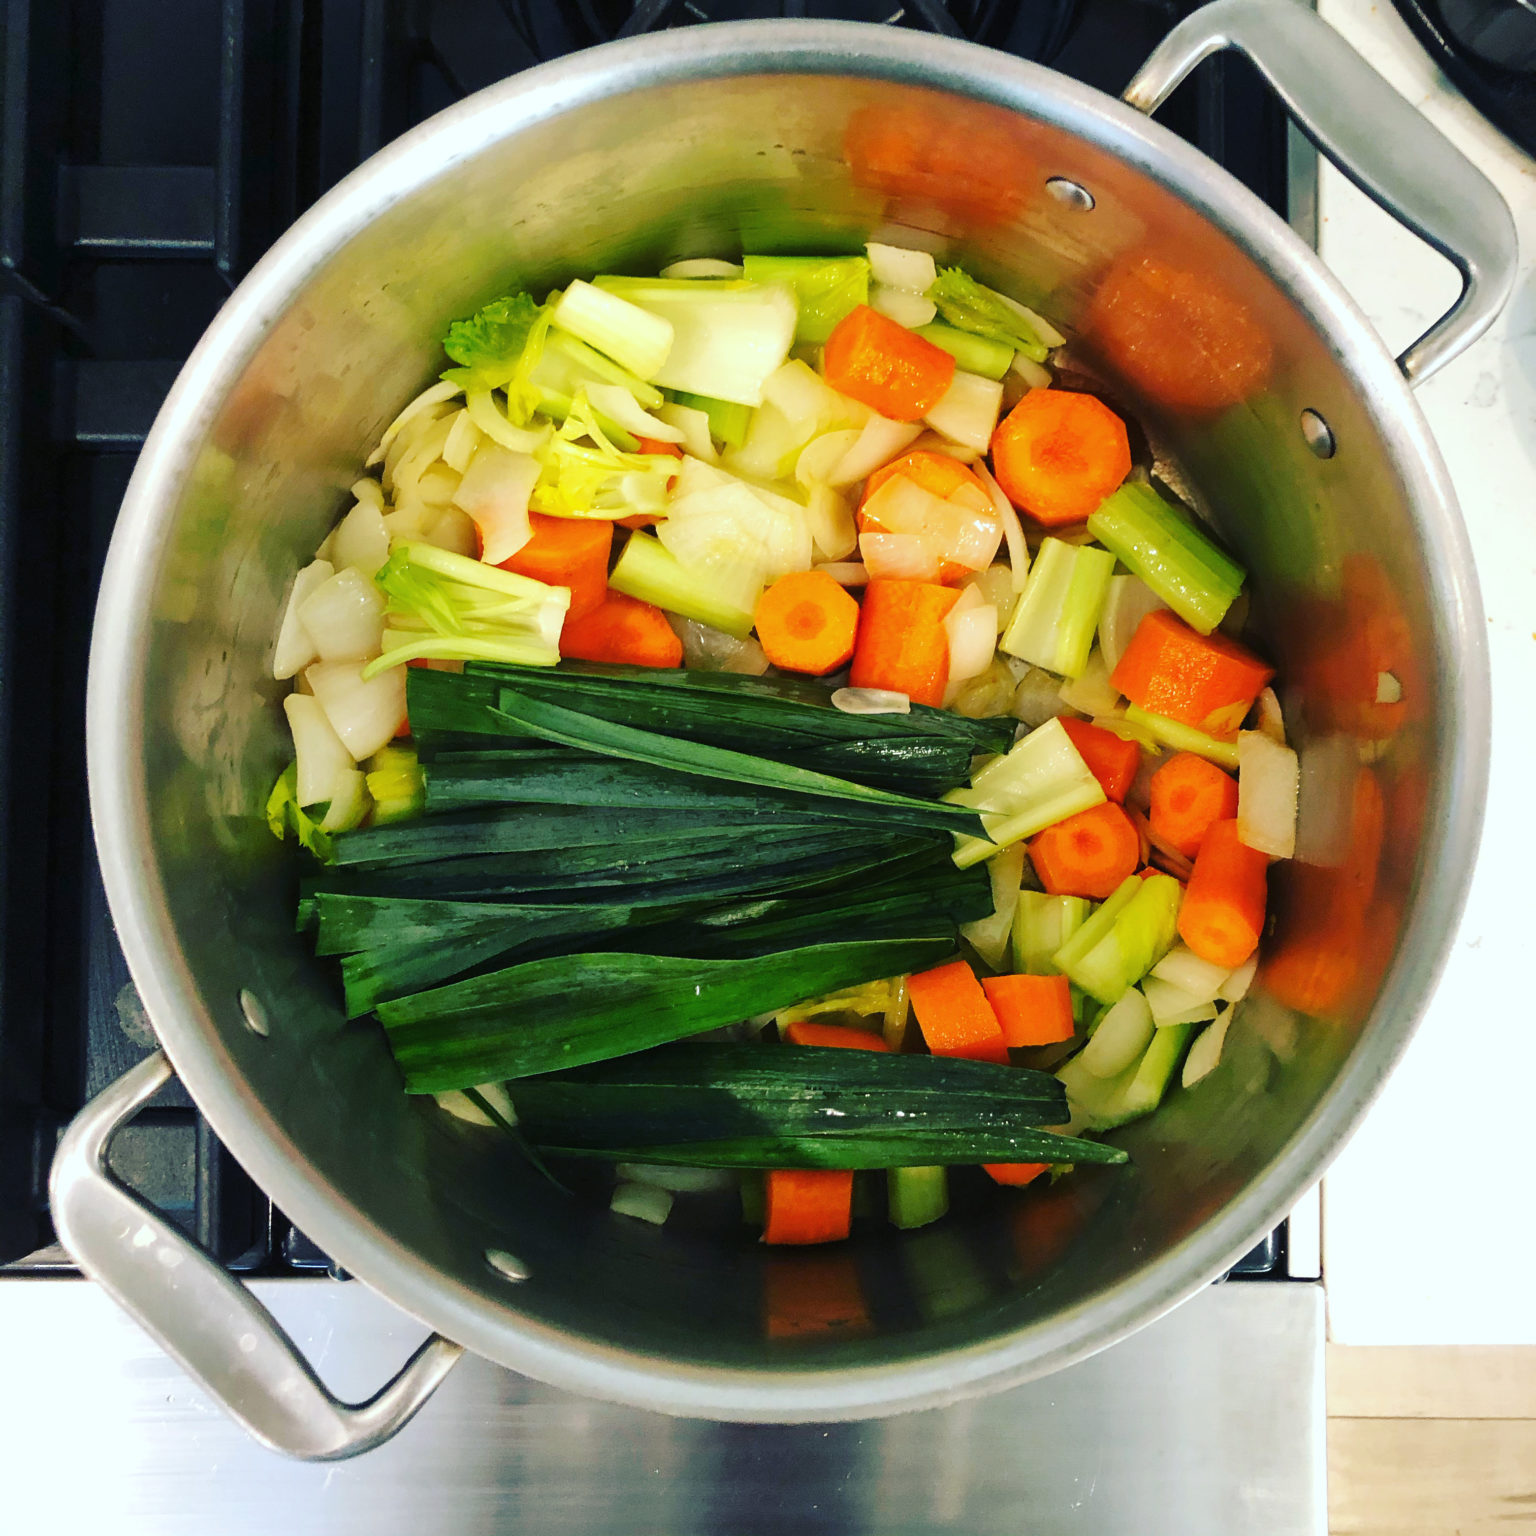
[506,1044,1126,1168]
[490,689,981,832]
[380,937,954,1090]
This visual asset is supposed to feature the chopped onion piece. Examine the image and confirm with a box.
[871,284,938,328]
[1097,574,1169,674]
[1082,987,1155,1078]
[966,565,1016,629]
[273,559,334,680]
[1142,976,1220,1027]
[1237,730,1299,859]
[1375,670,1401,705]
[330,500,391,578]
[1249,685,1286,743]
[959,840,1026,969]
[298,566,387,663]
[828,415,924,487]
[284,693,355,807]
[368,378,461,467]
[860,473,1001,572]
[860,531,939,581]
[1150,944,1233,1000]
[1011,352,1052,391]
[866,242,938,293]
[804,483,857,562]
[1057,647,1122,716]
[440,409,482,474]
[452,441,541,566]
[422,506,478,558]
[943,602,998,700]
[995,289,1067,348]
[1011,666,1074,728]
[586,383,685,443]
[351,477,384,510]
[464,389,551,454]
[832,686,910,715]
[667,615,770,675]
[815,561,869,587]
[655,402,718,463]
[306,660,407,762]
[319,767,370,833]
[1218,954,1258,1003]
[659,258,744,279]
[973,461,1029,594]
[610,1181,673,1225]
[1182,1006,1234,1088]
[925,369,1003,452]
[797,429,863,489]
[615,1162,734,1192]
[763,359,856,431]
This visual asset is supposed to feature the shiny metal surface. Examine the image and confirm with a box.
[1124,0,1518,383]
[48,1049,462,1459]
[0,1278,1325,1535]
[78,10,1496,1433]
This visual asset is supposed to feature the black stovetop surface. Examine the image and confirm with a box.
[0,0,1291,1277]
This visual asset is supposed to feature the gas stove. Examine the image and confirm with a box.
[0,3,1323,1530]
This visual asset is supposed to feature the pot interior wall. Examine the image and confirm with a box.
[128,65,1452,1385]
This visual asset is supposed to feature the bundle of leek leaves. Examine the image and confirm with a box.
[296,662,1126,1181]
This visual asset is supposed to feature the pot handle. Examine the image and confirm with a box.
[48,1049,464,1460]
[1123,0,1517,384]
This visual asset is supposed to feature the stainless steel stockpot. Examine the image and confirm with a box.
[60,0,1513,1459]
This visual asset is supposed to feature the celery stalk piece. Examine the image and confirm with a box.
[1056,1048,1144,1132]
[1055,873,1183,1006]
[1086,483,1245,635]
[550,280,674,381]
[1121,1020,1198,1117]
[533,329,665,411]
[609,531,756,639]
[741,254,869,343]
[1011,891,1093,974]
[1123,705,1241,770]
[592,277,798,406]
[914,323,1013,380]
[365,744,425,825]
[672,390,753,447]
[364,541,568,675]
[948,716,1105,868]
[888,1166,949,1230]
[927,267,1055,362]
[1000,538,1116,679]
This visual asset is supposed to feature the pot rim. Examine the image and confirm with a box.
[85,18,1489,1419]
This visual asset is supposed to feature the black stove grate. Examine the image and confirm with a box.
[0,0,1292,1276]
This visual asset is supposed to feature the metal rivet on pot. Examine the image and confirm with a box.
[1300,408,1336,458]
[1045,177,1095,211]
[485,1248,529,1283]
[238,988,270,1037]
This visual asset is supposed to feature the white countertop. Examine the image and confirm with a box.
[1317,0,1536,1345]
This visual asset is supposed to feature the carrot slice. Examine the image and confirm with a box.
[1109,609,1273,737]
[1088,252,1273,415]
[1177,817,1268,969]
[985,1162,1050,1187]
[755,570,860,676]
[847,578,959,707]
[989,390,1131,526]
[764,1169,854,1245]
[1058,717,1140,803]
[823,305,956,421]
[500,512,613,622]
[1149,752,1239,859]
[1029,802,1142,900]
[636,437,683,458]
[907,958,1010,1064]
[558,590,682,668]
[981,973,1075,1046]
[782,1021,890,1051]
[859,449,991,532]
